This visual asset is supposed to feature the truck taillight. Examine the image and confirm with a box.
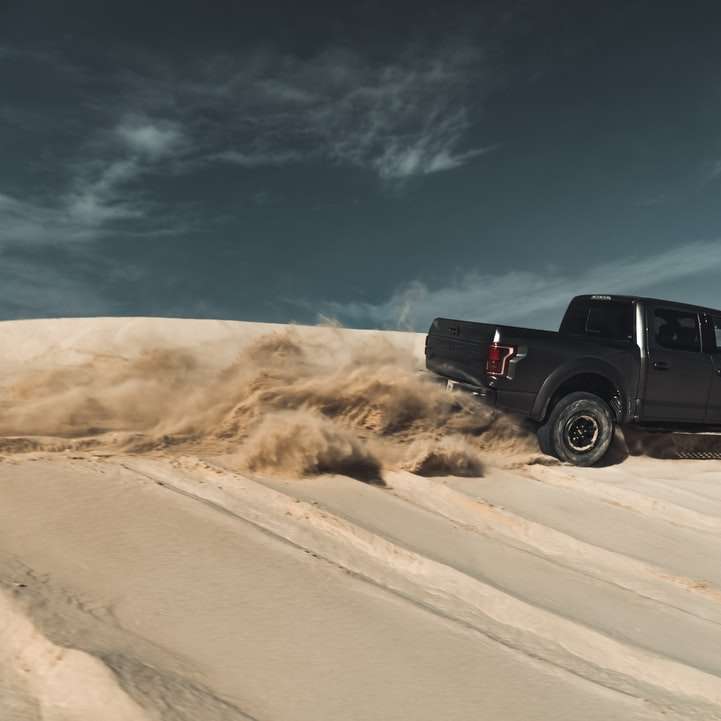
[486,343,516,377]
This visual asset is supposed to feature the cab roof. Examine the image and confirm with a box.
[570,294,721,317]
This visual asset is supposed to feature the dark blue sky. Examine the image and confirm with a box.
[2,1,721,329]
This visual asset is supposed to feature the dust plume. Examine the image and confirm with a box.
[402,435,485,477]
[0,327,540,478]
[243,410,383,483]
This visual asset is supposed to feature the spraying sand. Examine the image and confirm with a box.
[0,321,541,475]
[1,317,720,720]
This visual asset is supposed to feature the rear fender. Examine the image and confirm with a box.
[532,358,628,423]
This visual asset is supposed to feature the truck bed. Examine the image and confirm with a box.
[425,317,558,387]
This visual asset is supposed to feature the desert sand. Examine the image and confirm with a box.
[1,317,721,721]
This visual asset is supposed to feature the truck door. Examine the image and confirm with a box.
[642,306,712,422]
[705,315,721,423]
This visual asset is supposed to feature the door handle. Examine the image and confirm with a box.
[653,360,670,371]
[716,368,721,377]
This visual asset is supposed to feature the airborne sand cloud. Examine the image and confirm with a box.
[0,324,539,477]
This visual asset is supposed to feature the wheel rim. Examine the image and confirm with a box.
[565,414,599,452]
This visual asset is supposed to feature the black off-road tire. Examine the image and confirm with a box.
[536,392,614,466]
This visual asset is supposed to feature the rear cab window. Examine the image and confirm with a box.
[560,298,634,342]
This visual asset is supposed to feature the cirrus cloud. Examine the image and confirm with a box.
[321,239,721,330]
[124,43,495,182]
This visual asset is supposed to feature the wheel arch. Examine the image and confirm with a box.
[533,360,628,423]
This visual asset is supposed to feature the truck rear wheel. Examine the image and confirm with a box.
[537,392,614,466]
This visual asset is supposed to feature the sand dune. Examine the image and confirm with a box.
[1,318,721,720]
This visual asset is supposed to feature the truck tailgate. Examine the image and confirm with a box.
[425,317,497,386]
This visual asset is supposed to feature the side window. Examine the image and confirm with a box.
[653,309,701,352]
[713,317,721,351]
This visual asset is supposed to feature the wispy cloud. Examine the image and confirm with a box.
[322,240,721,330]
[124,44,493,182]
[0,117,185,247]
[215,148,304,168]
[2,39,491,252]
[708,159,721,182]
[302,49,492,180]
[115,117,183,159]
[0,253,109,319]
[0,192,100,245]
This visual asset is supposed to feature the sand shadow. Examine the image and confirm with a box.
[597,426,721,466]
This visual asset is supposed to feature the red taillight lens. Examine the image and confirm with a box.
[486,343,516,377]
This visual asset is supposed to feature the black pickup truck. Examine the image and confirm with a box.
[425,294,721,465]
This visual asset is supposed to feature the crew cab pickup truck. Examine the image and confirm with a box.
[425,294,721,465]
